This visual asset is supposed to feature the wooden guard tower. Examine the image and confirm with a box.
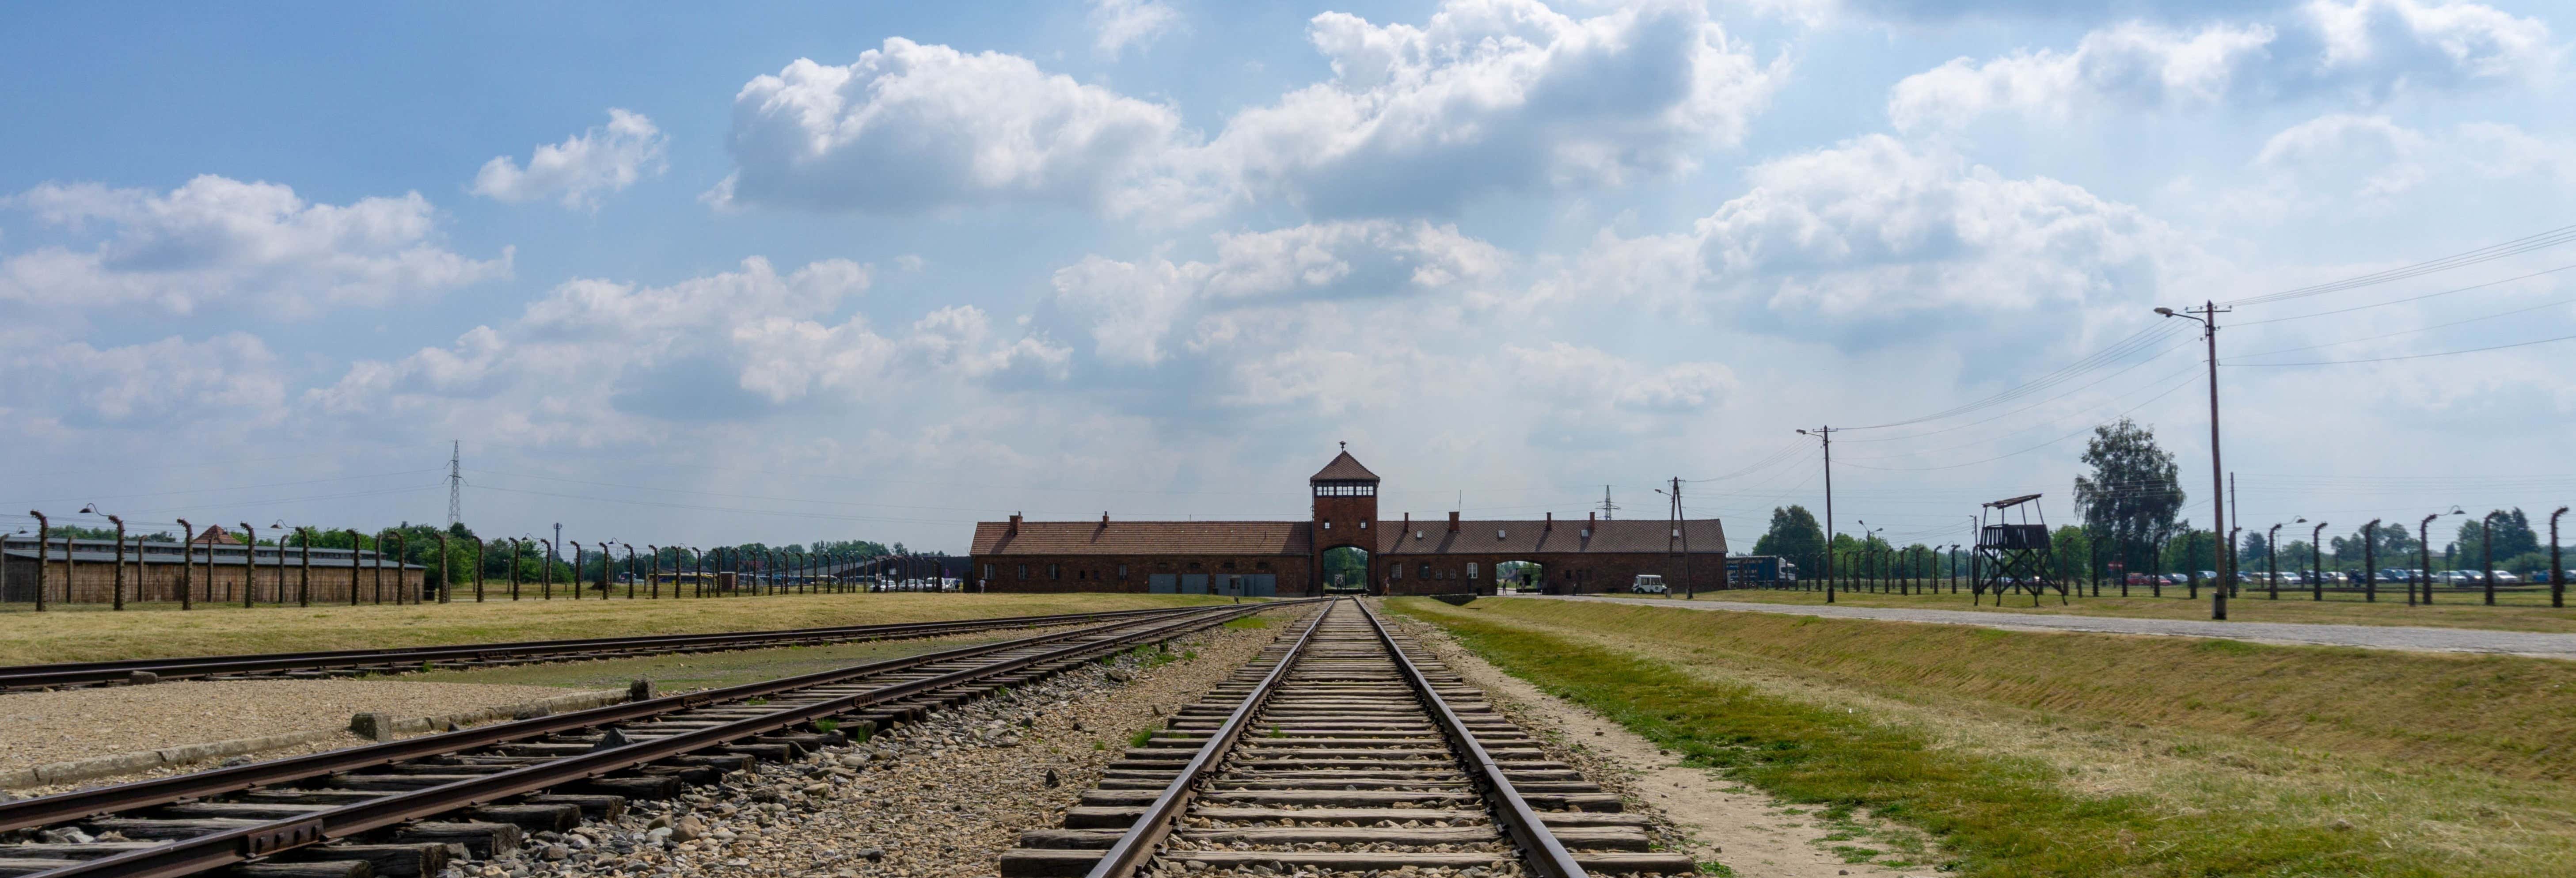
[1976,493,2065,606]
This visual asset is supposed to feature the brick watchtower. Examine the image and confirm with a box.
[1310,444,1380,592]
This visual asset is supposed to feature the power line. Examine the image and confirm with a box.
[2224,333,2576,367]
[1836,324,2187,432]
[2224,223,2576,307]
[2230,295,2574,359]
[1837,369,2203,472]
[2231,262,2576,327]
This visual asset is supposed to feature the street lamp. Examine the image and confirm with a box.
[2154,303,2233,621]
[1797,426,1838,604]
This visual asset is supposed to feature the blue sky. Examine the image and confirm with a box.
[3,0,2571,553]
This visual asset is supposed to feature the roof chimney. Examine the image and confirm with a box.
[1448,511,1460,532]
[1007,513,1022,536]
[1100,511,1109,527]
[1545,512,1553,531]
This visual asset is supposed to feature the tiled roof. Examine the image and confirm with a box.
[972,520,1315,556]
[1376,518,1726,555]
[1309,451,1380,482]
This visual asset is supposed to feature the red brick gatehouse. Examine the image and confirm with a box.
[969,449,1725,597]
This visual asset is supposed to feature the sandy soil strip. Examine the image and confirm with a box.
[0,679,583,777]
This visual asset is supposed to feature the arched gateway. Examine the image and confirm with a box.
[968,447,1729,596]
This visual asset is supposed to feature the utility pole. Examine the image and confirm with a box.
[1598,486,1618,521]
[1656,477,1690,599]
[447,441,463,528]
[2156,302,2232,620]
[1798,426,1837,604]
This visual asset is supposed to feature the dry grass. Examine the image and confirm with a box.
[1600,586,2576,632]
[0,593,1244,666]
[1396,597,2576,877]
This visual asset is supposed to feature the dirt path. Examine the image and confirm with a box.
[1526,594,2576,659]
[1391,608,1923,878]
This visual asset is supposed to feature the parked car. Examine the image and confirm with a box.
[2492,571,2523,585]
[1630,574,1668,594]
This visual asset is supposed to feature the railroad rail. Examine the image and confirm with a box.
[1000,597,1692,877]
[0,601,1310,878]
[0,604,1218,691]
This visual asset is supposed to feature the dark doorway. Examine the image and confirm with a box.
[1494,560,1546,594]
[1322,546,1371,593]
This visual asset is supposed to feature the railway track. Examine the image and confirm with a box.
[1001,597,1691,878]
[0,601,1305,878]
[0,605,1214,691]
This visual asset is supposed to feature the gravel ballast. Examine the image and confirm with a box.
[418,609,1294,878]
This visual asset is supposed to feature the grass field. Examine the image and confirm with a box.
[1595,585,2576,632]
[1393,596,2576,878]
[0,593,1248,665]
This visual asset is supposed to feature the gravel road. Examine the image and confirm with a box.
[1520,595,2576,658]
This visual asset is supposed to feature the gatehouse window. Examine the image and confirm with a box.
[1049,564,1060,579]
[1391,565,1402,580]
[1467,563,1478,578]
[1322,521,1331,530]
[1117,565,1128,578]
[1017,565,1028,578]
[982,564,994,578]
[1420,563,1431,578]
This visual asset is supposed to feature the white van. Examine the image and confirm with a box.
[1630,574,1668,594]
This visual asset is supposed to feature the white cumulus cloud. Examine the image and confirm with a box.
[714,0,1780,220]
[6,333,286,429]
[1091,0,1182,57]
[471,109,669,210]
[1048,220,1506,365]
[1210,0,1782,215]
[0,175,509,316]
[1889,0,2555,131]
[710,38,1199,216]
[314,257,1066,443]
[1889,23,2274,132]
[1693,134,2179,318]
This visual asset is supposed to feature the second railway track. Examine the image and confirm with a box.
[0,601,1307,878]
[0,605,1216,692]
[1002,597,1692,878]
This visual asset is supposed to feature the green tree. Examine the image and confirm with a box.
[2074,418,2185,578]
[2456,509,2540,563]
[1749,506,1826,564]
